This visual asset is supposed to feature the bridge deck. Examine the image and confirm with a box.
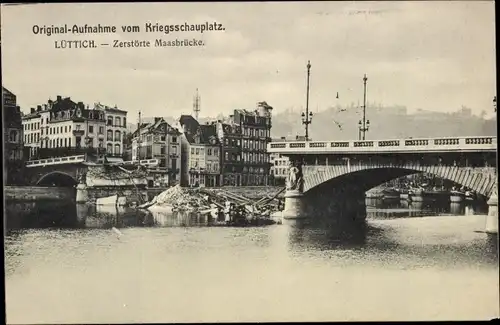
[268,136,497,154]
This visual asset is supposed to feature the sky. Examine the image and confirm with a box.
[1,2,496,122]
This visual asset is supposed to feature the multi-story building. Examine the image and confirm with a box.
[177,115,221,187]
[270,152,289,184]
[22,96,109,160]
[2,87,25,185]
[20,96,128,161]
[213,101,273,186]
[214,120,242,186]
[93,102,127,157]
[231,101,273,186]
[131,117,181,187]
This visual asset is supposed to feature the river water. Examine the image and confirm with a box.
[4,198,499,323]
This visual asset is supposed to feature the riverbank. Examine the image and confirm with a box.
[5,185,285,203]
[5,186,75,201]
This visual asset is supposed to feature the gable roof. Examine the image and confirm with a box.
[179,114,200,134]
[132,117,180,137]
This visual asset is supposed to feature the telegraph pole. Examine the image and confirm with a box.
[137,111,142,161]
[302,60,313,141]
[193,88,201,120]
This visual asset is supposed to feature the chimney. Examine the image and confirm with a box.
[37,105,42,111]
[154,117,161,124]
[30,107,35,113]
[56,95,62,101]
[281,136,286,140]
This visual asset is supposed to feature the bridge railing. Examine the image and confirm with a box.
[25,155,86,168]
[268,136,497,153]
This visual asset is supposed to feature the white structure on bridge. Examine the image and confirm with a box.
[268,136,496,154]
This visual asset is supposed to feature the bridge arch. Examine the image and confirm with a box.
[303,164,497,198]
[36,171,78,187]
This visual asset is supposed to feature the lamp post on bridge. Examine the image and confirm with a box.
[358,74,369,140]
[493,96,497,113]
[302,60,313,141]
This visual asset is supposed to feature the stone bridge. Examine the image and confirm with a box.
[24,155,86,186]
[268,136,498,233]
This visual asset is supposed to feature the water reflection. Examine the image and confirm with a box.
[5,198,498,323]
[5,198,489,231]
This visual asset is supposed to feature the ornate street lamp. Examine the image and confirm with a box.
[358,119,370,141]
[302,60,313,141]
[494,96,497,113]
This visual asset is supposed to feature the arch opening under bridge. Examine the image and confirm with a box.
[302,165,497,198]
[36,171,78,187]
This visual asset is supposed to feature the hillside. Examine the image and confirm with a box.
[128,104,497,140]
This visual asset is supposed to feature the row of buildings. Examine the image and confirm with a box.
[130,102,275,187]
[3,86,286,187]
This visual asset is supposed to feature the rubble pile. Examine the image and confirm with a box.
[145,185,211,211]
[139,185,286,224]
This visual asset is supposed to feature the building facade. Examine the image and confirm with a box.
[177,115,221,187]
[21,96,109,160]
[270,152,289,185]
[215,120,242,186]
[94,102,127,156]
[2,87,25,185]
[131,117,181,187]
[21,96,128,161]
[231,101,273,186]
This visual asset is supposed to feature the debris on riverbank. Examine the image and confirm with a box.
[138,185,285,225]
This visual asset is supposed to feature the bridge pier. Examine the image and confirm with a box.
[485,185,498,234]
[76,183,89,203]
[282,188,367,223]
[282,190,308,220]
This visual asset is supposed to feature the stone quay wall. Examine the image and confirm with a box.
[5,186,75,201]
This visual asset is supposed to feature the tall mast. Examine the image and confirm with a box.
[193,88,201,120]
[137,111,142,161]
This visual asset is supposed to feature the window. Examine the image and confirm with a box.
[88,125,94,134]
[172,136,177,143]
[160,135,166,141]
[115,130,121,142]
[191,148,194,154]
[107,143,113,153]
[172,146,177,154]
[214,148,219,156]
[107,117,113,126]
[207,148,212,155]
[9,130,17,142]
[225,152,229,161]
[114,144,120,155]
[99,139,104,148]
[195,148,200,155]
[123,117,127,127]
[115,117,121,127]
[99,126,104,134]
[107,130,113,141]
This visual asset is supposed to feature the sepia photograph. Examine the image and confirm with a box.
[2,1,498,323]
